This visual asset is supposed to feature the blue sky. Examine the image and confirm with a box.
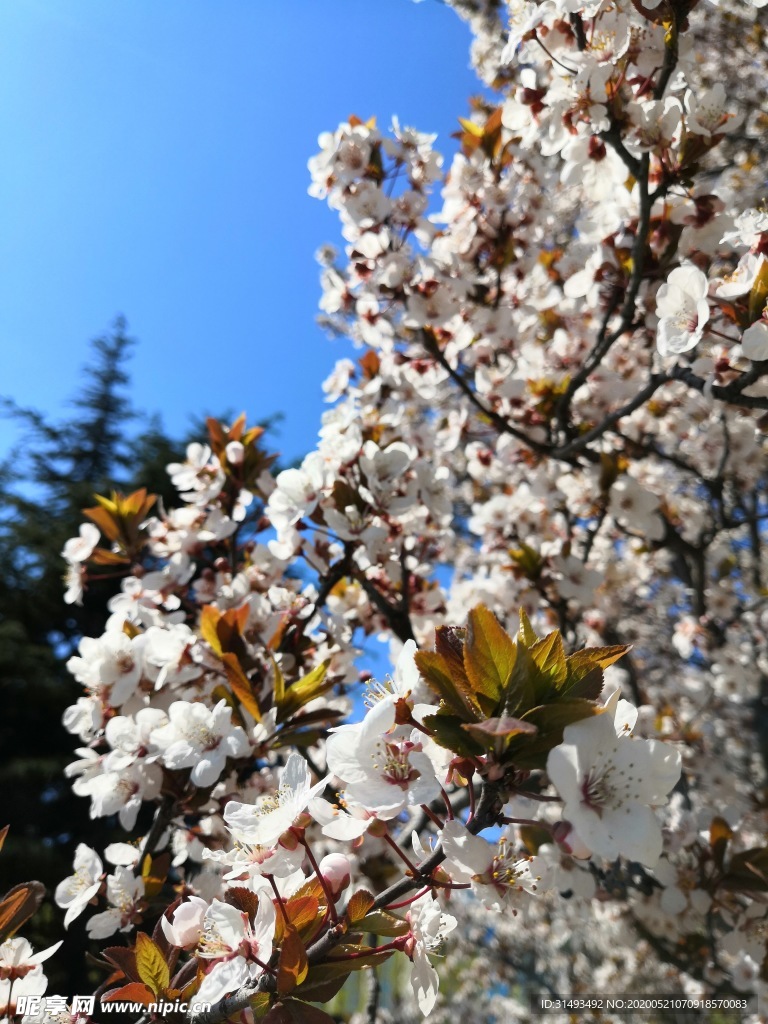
[0,0,481,464]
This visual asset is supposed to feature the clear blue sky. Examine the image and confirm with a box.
[0,0,481,464]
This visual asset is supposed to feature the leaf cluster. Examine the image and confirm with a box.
[417,605,629,769]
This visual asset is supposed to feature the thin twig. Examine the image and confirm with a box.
[136,794,176,877]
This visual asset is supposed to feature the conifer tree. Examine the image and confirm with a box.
[0,320,186,990]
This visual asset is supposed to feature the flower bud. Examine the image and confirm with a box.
[226,440,245,466]
[319,853,351,899]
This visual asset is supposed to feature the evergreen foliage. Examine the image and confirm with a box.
[0,320,188,990]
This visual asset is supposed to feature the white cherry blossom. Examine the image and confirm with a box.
[86,868,144,939]
[223,753,328,848]
[152,699,249,787]
[54,845,103,928]
[441,821,543,911]
[741,321,768,361]
[0,937,62,981]
[196,896,276,1004]
[61,523,100,565]
[161,895,209,948]
[407,894,458,1016]
[656,264,711,356]
[547,691,681,867]
[326,698,441,818]
[684,83,741,137]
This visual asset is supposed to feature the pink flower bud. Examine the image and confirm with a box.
[319,853,351,899]
[551,821,592,860]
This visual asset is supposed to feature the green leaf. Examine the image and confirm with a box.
[318,945,395,980]
[501,642,538,717]
[422,711,485,758]
[249,993,272,1019]
[464,604,518,706]
[278,661,334,721]
[134,932,170,998]
[567,644,631,674]
[360,909,409,937]
[518,608,539,648]
[293,970,349,1004]
[505,699,602,769]
[414,650,480,719]
[530,631,568,688]
[275,723,341,750]
[508,542,543,580]
[563,666,603,701]
[562,645,630,699]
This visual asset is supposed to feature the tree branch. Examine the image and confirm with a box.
[356,569,416,643]
[187,781,505,1024]
[136,794,176,877]
[553,374,665,460]
[421,330,552,456]
[666,362,768,411]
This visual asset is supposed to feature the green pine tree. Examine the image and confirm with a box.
[0,320,189,992]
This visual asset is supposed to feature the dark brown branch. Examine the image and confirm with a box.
[356,570,416,643]
[554,374,665,460]
[666,362,768,411]
[136,794,176,878]
[555,156,655,431]
[421,329,551,456]
[653,14,679,102]
[599,120,642,179]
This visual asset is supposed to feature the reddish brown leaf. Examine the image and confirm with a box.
[0,881,44,940]
[103,946,140,983]
[102,982,155,1005]
[276,926,308,995]
[345,889,375,925]
[225,887,260,922]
